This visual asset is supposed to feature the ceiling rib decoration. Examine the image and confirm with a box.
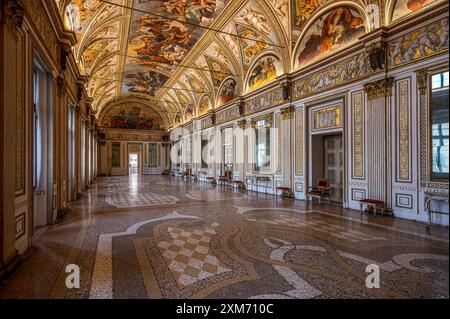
[61,0,436,128]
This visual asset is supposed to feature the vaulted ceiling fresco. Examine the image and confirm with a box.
[56,0,444,128]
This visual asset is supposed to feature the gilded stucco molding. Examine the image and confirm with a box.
[363,77,394,100]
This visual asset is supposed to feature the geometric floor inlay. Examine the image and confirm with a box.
[247,215,386,242]
[186,190,241,201]
[105,192,179,208]
[157,223,231,288]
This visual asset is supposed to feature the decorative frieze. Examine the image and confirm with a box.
[104,132,165,142]
[388,18,449,68]
[244,87,284,116]
[364,77,393,100]
[200,112,215,130]
[293,52,372,100]
[216,104,241,125]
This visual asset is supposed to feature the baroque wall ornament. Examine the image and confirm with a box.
[292,52,373,100]
[364,77,394,100]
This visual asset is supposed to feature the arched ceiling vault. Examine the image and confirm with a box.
[56,0,292,125]
[57,0,436,128]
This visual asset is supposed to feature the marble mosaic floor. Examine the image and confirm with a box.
[0,175,448,299]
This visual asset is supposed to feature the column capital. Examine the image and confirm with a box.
[415,68,428,94]
[364,77,393,101]
[236,119,246,130]
[57,76,68,96]
[4,0,24,30]
[281,105,295,120]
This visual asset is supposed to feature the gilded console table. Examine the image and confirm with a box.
[424,192,449,228]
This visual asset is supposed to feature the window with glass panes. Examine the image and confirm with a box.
[431,71,449,180]
[255,119,271,171]
[223,128,233,173]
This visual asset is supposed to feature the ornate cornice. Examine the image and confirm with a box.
[364,77,394,100]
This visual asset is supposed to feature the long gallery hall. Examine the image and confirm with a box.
[0,0,448,300]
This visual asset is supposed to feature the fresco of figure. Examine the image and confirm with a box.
[392,0,437,21]
[297,6,365,65]
[218,79,237,106]
[248,56,279,91]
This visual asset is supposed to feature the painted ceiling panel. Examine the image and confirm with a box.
[122,0,229,98]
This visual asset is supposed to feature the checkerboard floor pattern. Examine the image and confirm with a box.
[247,215,385,242]
[185,190,241,201]
[105,192,179,208]
[157,223,231,287]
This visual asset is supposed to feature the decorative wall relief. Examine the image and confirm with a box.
[201,113,215,130]
[388,18,449,67]
[296,107,303,176]
[292,52,372,100]
[313,104,342,131]
[244,87,284,115]
[397,79,411,182]
[105,131,165,142]
[216,104,241,125]
[351,91,365,179]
